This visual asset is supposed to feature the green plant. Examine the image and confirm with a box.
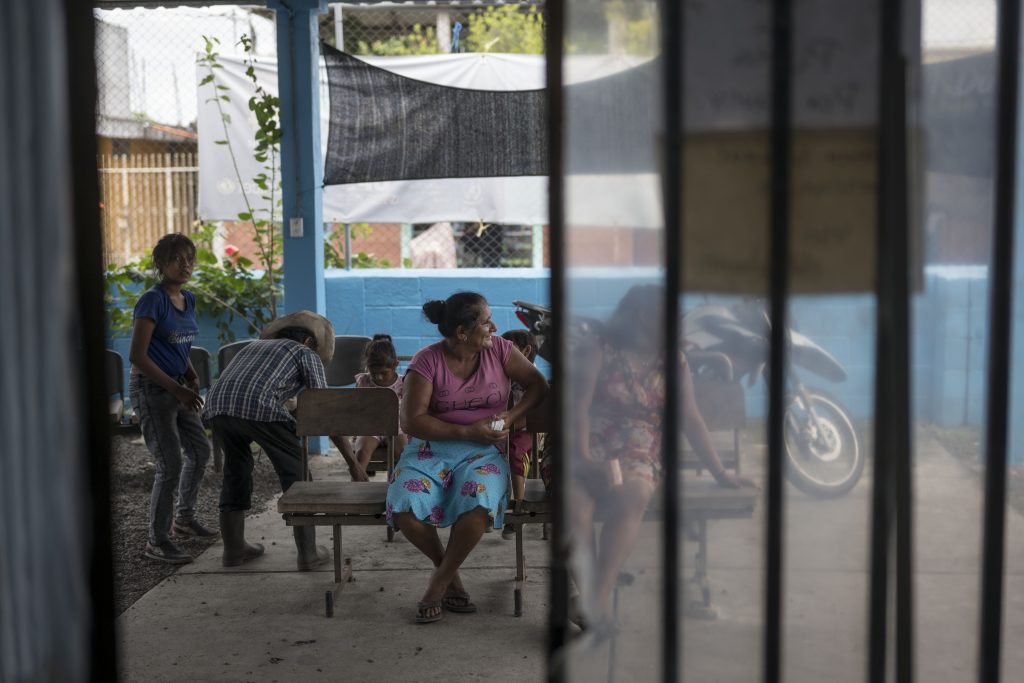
[105,222,280,344]
[198,34,282,319]
[465,6,544,54]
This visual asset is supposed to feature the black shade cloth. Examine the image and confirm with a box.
[921,52,995,178]
[324,45,996,185]
[323,44,548,185]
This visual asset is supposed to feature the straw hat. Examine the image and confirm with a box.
[261,310,335,367]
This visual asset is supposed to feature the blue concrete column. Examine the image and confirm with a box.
[271,0,327,316]
[271,0,329,453]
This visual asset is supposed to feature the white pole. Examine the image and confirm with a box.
[334,4,344,51]
[164,167,175,234]
[437,11,452,53]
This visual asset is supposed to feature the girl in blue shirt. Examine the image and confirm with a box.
[128,233,216,564]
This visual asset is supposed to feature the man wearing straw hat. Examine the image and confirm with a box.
[203,310,336,570]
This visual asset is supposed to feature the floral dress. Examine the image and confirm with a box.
[587,345,667,488]
[386,438,507,529]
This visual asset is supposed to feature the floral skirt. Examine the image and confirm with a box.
[385,438,508,530]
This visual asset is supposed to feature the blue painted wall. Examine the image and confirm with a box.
[107,265,1018,463]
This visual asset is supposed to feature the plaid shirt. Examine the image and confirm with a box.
[203,339,327,423]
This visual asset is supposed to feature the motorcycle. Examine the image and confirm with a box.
[512,298,864,498]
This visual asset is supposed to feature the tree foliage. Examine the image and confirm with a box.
[464,6,544,54]
[356,23,440,56]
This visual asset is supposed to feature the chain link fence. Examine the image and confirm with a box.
[94,2,546,270]
[94,1,995,269]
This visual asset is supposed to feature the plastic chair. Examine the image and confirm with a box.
[325,335,372,386]
[209,340,255,472]
[105,349,125,425]
[106,349,140,434]
[217,339,254,375]
[189,346,212,393]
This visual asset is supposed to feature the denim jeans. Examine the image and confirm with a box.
[129,374,211,545]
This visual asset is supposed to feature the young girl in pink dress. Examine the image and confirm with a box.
[338,334,406,481]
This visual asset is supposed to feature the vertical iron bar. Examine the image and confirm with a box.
[545,0,568,680]
[661,0,684,680]
[980,1,1020,680]
[888,7,914,683]
[64,0,117,678]
[871,1,914,681]
[764,1,793,681]
[869,4,895,682]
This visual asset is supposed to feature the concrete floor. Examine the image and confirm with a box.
[117,434,1024,682]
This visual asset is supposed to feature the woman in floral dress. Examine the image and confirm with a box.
[571,284,755,630]
[386,291,548,623]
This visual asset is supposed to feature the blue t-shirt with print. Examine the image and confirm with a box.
[133,285,199,377]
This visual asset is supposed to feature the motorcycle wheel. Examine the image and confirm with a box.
[783,389,864,498]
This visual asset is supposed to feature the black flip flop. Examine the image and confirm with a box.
[442,590,478,613]
[415,600,444,624]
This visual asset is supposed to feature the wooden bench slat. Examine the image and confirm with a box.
[280,478,756,518]
[278,481,389,515]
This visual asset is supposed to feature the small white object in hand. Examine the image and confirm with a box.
[490,418,505,431]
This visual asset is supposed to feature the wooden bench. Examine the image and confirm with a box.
[276,387,399,617]
[505,376,758,619]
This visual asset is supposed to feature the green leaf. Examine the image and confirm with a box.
[215,140,228,145]
[200,74,215,86]
[237,212,253,221]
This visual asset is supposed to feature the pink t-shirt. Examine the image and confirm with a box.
[407,335,513,426]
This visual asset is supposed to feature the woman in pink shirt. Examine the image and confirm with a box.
[386,292,547,624]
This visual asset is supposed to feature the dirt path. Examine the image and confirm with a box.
[111,433,283,615]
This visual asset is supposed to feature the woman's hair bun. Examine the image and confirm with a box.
[371,333,393,342]
[422,300,446,324]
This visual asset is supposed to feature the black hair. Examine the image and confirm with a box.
[603,284,663,349]
[363,333,398,370]
[152,233,197,277]
[422,291,488,338]
[501,329,538,362]
[271,326,318,350]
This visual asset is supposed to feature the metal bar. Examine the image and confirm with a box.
[532,224,544,268]
[980,1,1021,680]
[66,1,117,677]
[164,168,174,234]
[660,0,685,679]
[334,524,342,584]
[544,0,567,678]
[333,3,343,51]
[97,166,197,173]
[888,24,914,683]
[344,223,352,270]
[870,1,914,680]
[764,1,793,682]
